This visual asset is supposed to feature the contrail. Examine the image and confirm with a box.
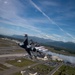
[30,0,75,40]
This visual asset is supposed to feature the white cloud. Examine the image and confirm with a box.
[0,26,20,35]
[53,34,61,38]
[0,0,55,40]
[30,0,75,41]
[39,0,59,7]
[0,0,75,42]
[0,0,40,33]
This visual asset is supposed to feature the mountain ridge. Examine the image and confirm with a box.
[0,34,75,52]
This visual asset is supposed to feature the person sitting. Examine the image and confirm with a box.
[18,34,32,59]
[18,34,41,59]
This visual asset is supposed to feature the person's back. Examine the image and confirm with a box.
[18,34,37,59]
[23,34,28,48]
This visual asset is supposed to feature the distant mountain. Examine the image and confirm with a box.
[12,35,53,43]
[12,35,75,51]
[46,41,75,52]
[0,34,75,52]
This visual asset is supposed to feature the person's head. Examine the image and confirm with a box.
[24,34,28,37]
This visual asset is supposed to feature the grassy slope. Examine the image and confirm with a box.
[53,65,75,75]
[0,63,9,71]
[28,64,54,75]
[6,58,36,67]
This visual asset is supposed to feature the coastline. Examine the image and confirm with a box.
[46,46,75,57]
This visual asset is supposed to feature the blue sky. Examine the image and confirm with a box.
[0,0,75,42]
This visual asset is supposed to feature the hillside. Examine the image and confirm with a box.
[0,34,75,52]
[12,35,75,52]
[45,41,75,52]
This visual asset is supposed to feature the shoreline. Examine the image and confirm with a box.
[46,47,75,57]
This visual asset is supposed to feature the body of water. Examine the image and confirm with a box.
[46,51,75,64]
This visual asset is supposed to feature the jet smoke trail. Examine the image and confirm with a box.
[30,0,75,40]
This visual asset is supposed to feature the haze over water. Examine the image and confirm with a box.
[47,51,75,64]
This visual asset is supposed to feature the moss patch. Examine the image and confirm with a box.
[6,58,36,67]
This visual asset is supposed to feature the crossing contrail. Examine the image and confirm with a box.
[30,0,75,40]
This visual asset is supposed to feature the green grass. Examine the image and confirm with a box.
[13,72,22,75]
[0,38,18,47]
[0,43,11,47]
[53,65,75,75]
[0,63,9,69]
[29,64,54,75]
[53,71,61,75]
[0,63,9,71]
[13,49,25,53]
[0,68,3,71]
[12,64,54,75]
[6,58,36,67]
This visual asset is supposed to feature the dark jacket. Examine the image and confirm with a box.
[23,36,28,48]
